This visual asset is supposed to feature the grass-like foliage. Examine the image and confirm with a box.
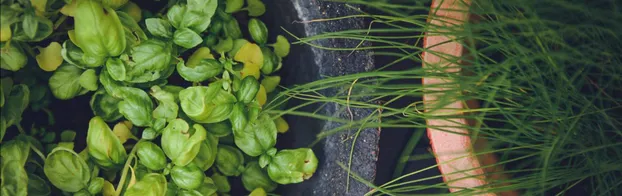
[268,0,622,195]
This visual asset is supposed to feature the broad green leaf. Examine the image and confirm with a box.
[1,84,29,128]
[0,160,28,196]
[49,64,85,100]
[223,18,242,39]
[27,173,52,196]
[186,47,215,67]
[60,130,77,142]
[248,18,268,45]
[170,164,204,190]
[97,0,129,9]
[192,132,219,171]
[0,117,6,142]
[0,42,28,71]
[118,87,154,127]
[74,0,126,57]
[213,37,234,54]
[36,42,64,72]
[204,121,232,137]
[267,148,318,184]
[136,141,167,171]
[13,13,53,42]
[117,11,148,50]
[161,119,207,166]
[215,145,244,176]
[167,0,218,33]
[87,177,104,195]
[61,40,105,68]
[120,39,174,83]
[145,18,173,38]
[99,70,126,98]
[0,137,30,165]
[179,84,236,124]
[196,177,218,196]
[150,86,178,121]
[90,90,123,122]
[225,0,243,13]
[273,35,291,58]
[44,147,91,192]
[242,161,277,192]
[233,114,277,157]
[0,6,20,28]
[177,59,223,82]
[125,173,167,196]
[86,116,128,169]
[79,69,99,91]
[173,28,203,48]
[236,76,260,104]
[211,172,230,193]
[260,47,279,75]
[261,76,281,93]
[247,0,266,17]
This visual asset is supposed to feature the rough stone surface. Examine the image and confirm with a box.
[261,1,380,195]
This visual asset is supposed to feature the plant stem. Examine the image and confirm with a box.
[392,129,425,179]
[115,140,142,196]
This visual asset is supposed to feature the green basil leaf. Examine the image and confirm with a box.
[260,47,279,75]
[225,0,244,13]
[0,6,20,27]
[105,58,127,81]
[213,37,234,54]
[136,141,167,171]
[79,69,99,91]
[86,116,128,169]
[87,177,104,195]
[118,87,154,127]
[273,35,290,58]
[229,102,248,134]
[242,161,277,192]
[233,114,277,157]
[204,121,232,137]
[248,18,268,45]
[179,85,236,123]
[1,84,29,127]
[120,1,142,22]
[117,11,148,50]
[196,177,218,195]
[145,18,173,38]
[150,86,179,121]
[208,19,223,35]
[174,28,203,48]
[161,119,207,166]
[44,147,91,192]
[23,12,38,39]
[12,14,53,42]
[215,145,245,176]
[27,173,52,196]
[0,42,28,71]
[171,164,204,190]
[0,137,30,165]
[49,64,86,100]
[237,76,260,104]
[179,190,203,196]
[90,89,123,122]
[61,40,105,68]
[211,172,231,193]
[267,148,318,184]
[166,1,217,34]
[97,0,129,9]
[0,160,28,196]
[223,18,243,39]
[99,70,126,98]
[165,182,179,196]
[125,173,167,196]
[177,59,223,82]
[74,0,126,57]
[123,39,174,83]
[247,0,266,17]
[60,130,77,142]
[192,131,218,171]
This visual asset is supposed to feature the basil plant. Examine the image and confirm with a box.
[0,0,317,195]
